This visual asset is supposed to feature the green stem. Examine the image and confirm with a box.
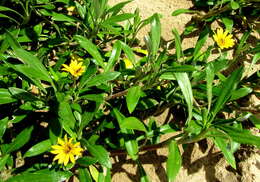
[110,130,208,157]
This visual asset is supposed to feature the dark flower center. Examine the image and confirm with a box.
[64,144,72,154]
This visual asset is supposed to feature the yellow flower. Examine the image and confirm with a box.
[62,60,86,77]
[133,48,148,56]
[123,58,133,69]
[50,135,83,166]
[213,28,235,49]
[71,54,83,62]
[67,6,75,16]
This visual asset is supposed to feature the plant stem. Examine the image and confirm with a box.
[105,90,128,101]
[110,130,208,157]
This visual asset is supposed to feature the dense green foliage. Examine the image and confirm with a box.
[0,0,259,181]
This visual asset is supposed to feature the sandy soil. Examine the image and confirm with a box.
[109,0,260,182]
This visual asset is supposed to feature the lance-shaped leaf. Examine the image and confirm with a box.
[166,140,182,182]
[211,67,243,120]
[6,169,72,182]
[0,88,17,105]
[174,72,193,122]
[217,125,260,148]
[113,109,139,160]
[126,86,142,113]
[121,117,147,132]
[5,126,34,154]
[75,35,105,68]
[24,140,52,158]
[150,13,161,57]
[81,139,112,169]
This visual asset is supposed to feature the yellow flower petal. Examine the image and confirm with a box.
[58,156,64,164]
[64,134,68,143]
[69,138,73,143]
[53,153,63,161]
[123,58,133,69]
[50,135,84,166]
[63,154,70,166]
[51,145,63,150]
[50,150,60,154]
[57,138,65,145]
[213,28,235,49]
[61,60,85,77]
[74,142,80,147]
[69,153,75,163]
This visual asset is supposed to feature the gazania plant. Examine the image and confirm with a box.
[0,0,259,182]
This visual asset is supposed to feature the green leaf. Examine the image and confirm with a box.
[6,64,47,92]
[51,12,77,22]
[75,2,86,19]
[6,169,72,182]
[8,87,38,101]
[0,13,20,24]
[236,31,250,54]
[150,14,161,57]
[230,1,240,10]
[102,13,135,25]
[0,64,9,76]
[79,112,95,134]
[211,67,243,120]
[80,94,105,103]
[79,64,98,89]
[206,63,214,111]
[193,27,209,60]
[86,72,120,87]
[58,101,76,137]
[126,86,142,113]
[89,165,99,182]
[185,120,203,135]
[77,156,98,167]
[121,117,146,132]
[0,6,23,18]
[24,140,51,158]
[230,87,252,101]
[11,53,51,82]
[214,137,236,169]
[0,154,10,170]
[0,88,17,105]
[75,35,105,68]
[217,125,260,148]
[92,0,107,20]
[249,115,260,129]
[104,41,121,72]
[79,167,93,182]
[5,126,34,154]
[174,72,193,122]
[113,109,139,160]
[172,29,183,61]
[171,9,195,16]
[0,117,9,139]
[120,41,136,65]
[6,32,51,82]
[166,140,181,182]
[98,172,105,182]
[107,1,132,15]
[137,160,150,182]
[82,139,112,168]
[246,52,260,77]
[162,65,196,73]
[104,168,111,182]
[222,17,233,33]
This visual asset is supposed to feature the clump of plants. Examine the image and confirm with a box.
[0,0,259,181]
